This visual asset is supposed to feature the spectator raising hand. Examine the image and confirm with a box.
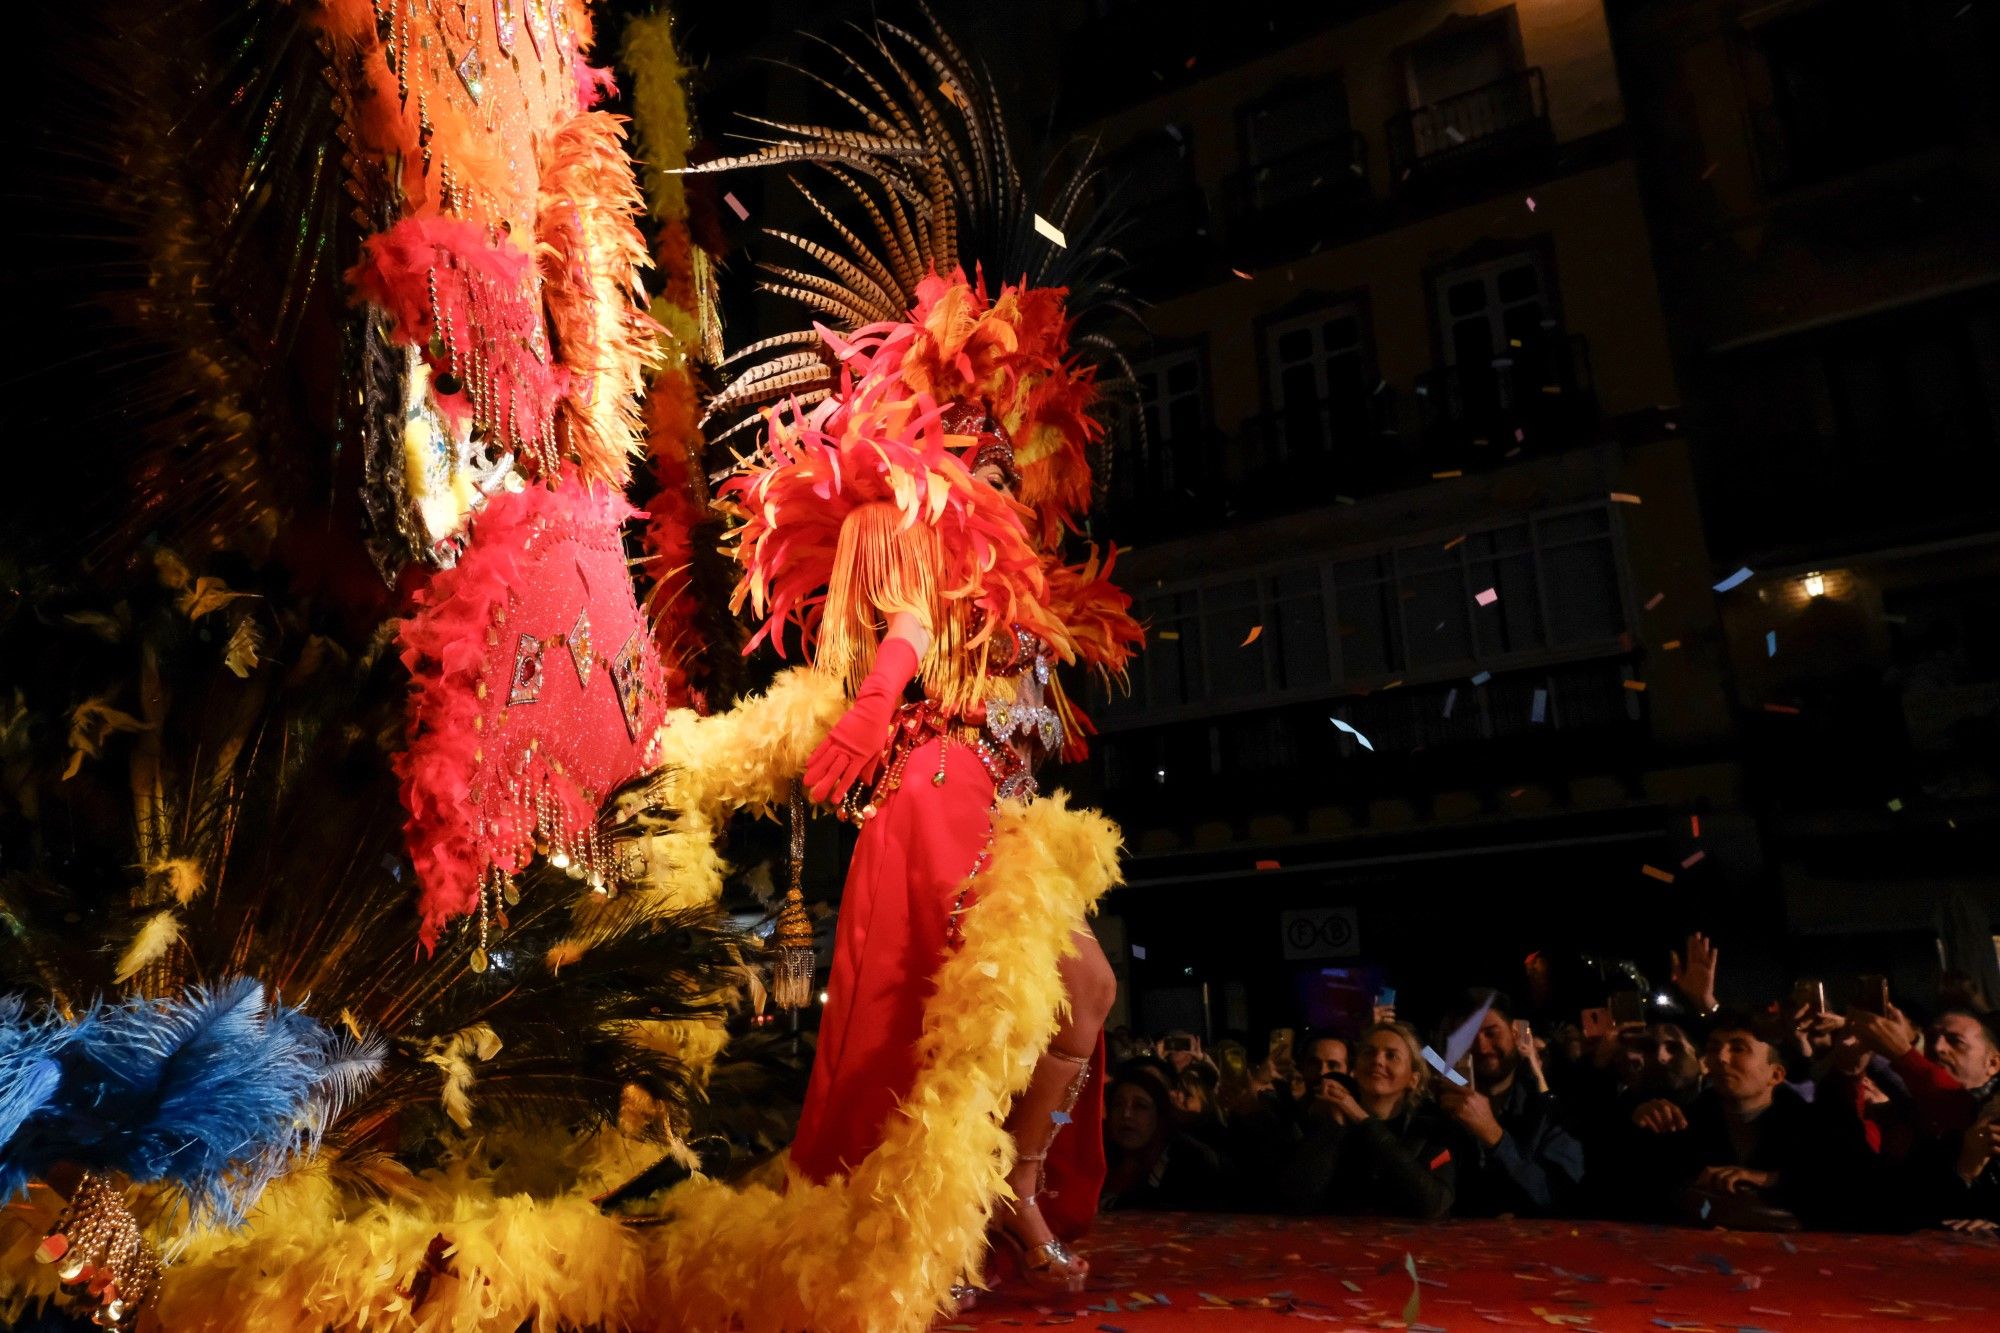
[1670,932,1720,1014]
[1849,1003,1918,1061]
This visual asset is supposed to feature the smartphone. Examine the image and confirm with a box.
[1581,1007,1612,1040]
[1377,987,1398,1009]
[1609,992,1647,1027]
[1853,975,1890,1017]
[1790,978,1827,1016]
[1164,1035,1194,1053]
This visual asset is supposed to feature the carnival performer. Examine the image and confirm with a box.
[683,8,1145,1293]
[791,415,1119,1291]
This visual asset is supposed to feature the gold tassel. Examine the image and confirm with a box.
[770,789,816,1010]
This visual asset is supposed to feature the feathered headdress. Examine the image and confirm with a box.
[682,1,1143,538]
[688,4,1145,726]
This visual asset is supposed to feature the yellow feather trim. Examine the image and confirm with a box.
[128,795,1120,1332]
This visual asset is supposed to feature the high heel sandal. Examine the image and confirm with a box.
[992,1048,1093,1294]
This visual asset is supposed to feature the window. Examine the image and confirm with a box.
[1436,254,1550,369]
[1390,10,1546,177]
[1126,349,1206,499]
[1404,12,1519,108]
[1242,79,1351,167]
[1261,302,1370,465]
[1743,0,1953,188]
[1109,128,1208,261]
[1105,501,1631,724]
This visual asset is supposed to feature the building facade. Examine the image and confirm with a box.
[1057,0,1758,1037]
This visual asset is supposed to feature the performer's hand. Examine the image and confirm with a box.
[804,635,921,807]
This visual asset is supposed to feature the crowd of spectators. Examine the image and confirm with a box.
[1099,935,2000,1234]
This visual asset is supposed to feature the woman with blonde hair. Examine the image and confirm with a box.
[1279,1020,1457,1218]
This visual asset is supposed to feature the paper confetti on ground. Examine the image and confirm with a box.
[1330,717,1375,751]
[1713,566,1755,593]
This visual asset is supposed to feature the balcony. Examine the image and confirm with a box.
[1386,69,1553,195]
[1222,133,1372,265]
[1412,333,1598,470]
[1236,390,1412,510]
[1116,183,1223,297]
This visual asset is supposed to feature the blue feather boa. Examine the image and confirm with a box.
[0,979,381,1228]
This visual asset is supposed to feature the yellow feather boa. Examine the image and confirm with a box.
[0,671,1122,1331]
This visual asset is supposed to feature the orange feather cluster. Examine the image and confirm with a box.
[537,109,663,487]
[885,272,1101,545]
[722,366,1070,718]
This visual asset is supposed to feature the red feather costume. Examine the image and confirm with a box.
[723,268,1141,1258]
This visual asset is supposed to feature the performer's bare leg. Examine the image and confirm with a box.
[994,928,1117,1286]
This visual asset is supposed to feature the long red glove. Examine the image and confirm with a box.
[804,635,920,806]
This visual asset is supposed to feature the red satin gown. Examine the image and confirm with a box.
[790,733,1106,1242]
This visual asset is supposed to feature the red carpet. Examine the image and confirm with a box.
[946,1214,1999,1331]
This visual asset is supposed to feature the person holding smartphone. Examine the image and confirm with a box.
[1437,990,1585,1217]
[1276,1021,1456,1220]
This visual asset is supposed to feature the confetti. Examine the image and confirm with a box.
[1254,858,1281,870]
[723,191,750,221]
[1051,1110,1071,1125]
[1765,630,1777,657]
[1526,196,1537,211]
[1433,469,1465,479]
[1691,815,1701,837]
[1475,588,1499,607]
[1470,670,1492,685]
[1641,865,1675,883]
[1624,679,1647,691]
[1662,639,1682,650]
[1330,717,1375,751]
[1644,592,1665,610]
[1681,850,1706,869]
[1231,267,1255,280]
[1444,534,1467,550]
[1420,1046,1469,1087]
[1763,702,1800,714]
[1444,993,1496,1066]
[1033,214,1067,247]
[1444,688,1459,718]
[1713,566,1755,593]
[1886,797,1904,812]
[1241,625,1264,647]
[1530,688,1548,723]
[1157,629,1180,640]
[1131,944,1146,959]
[1610,492,1643,505]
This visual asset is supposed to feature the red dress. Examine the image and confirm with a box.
[790,731,1106,1242]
